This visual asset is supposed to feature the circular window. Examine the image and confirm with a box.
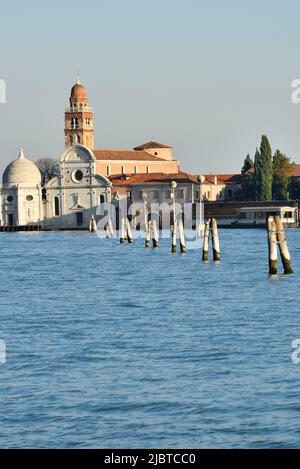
[26,195,33,201]
[7,196,13,203]
[73,169,84,182]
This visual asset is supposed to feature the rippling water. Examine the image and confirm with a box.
[1,229,300,448]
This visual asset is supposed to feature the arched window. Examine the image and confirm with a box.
[77,135,81,144]
[54,197,60,216]
[72,118,78,129]
[100,194,105,205]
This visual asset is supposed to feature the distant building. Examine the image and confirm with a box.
[2,78,282,230]
[201,174,242,202]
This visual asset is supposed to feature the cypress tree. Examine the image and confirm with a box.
[255,135,273,200]
[254,148,261,200]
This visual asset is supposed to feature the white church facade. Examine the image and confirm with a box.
[45,145,112,229]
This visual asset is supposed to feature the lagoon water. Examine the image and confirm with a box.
[1,229,300,448]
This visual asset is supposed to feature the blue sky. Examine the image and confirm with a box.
[1,0,300,174]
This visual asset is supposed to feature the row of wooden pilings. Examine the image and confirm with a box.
[108,215,221,261]
[89,213,294,275]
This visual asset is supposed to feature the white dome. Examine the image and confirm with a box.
[2,149,41,187]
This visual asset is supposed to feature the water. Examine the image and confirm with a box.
[0,229,300,448]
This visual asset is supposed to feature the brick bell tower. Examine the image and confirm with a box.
[64,77,94,149]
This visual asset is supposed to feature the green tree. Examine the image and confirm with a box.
[255,135,273,200]
[241,154,255,200]
[272,150,294,200]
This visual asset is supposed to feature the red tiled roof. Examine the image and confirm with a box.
[93,150,166,161]
[110,172,243,186]
[290,164,300,177]
[203,174,242,185]
[110,172,196,186]
[133,140,173,150]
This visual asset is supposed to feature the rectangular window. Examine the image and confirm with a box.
[227,189,233,198]
[54,197,60,216]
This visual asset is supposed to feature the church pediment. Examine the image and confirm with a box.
[69,203,85,210]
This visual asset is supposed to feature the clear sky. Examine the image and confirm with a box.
[1,0,300,174]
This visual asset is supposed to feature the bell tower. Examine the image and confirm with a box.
[64,77,94,150]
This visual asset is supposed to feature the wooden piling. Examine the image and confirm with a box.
[211,218,221,262]
[120,217,127,244]
[152,219,159,248]
[106,218,114,238]
[178,219,187,253]
[274,216,293,275]
[171,222,177,253]
[126,218,133,244]
[145,221,151,248]
[267,216,278,275]
[89,215,97,233]
[202,219,211,261]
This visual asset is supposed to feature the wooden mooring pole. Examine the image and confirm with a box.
[106,218,114,238]
[145,221,151,248]
[267,216,278,275]
[171,221,177,253]
[202,219,211,261]
[152,219,159,248]
[89,215,97,233]
[178,219,187,253]
[211,218,221,262]
[120,217,127,244]
[274,216,293,275]
[126,218,133,244]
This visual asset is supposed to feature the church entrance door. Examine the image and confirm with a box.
[8,214,14,227]
[76,212,83,227]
